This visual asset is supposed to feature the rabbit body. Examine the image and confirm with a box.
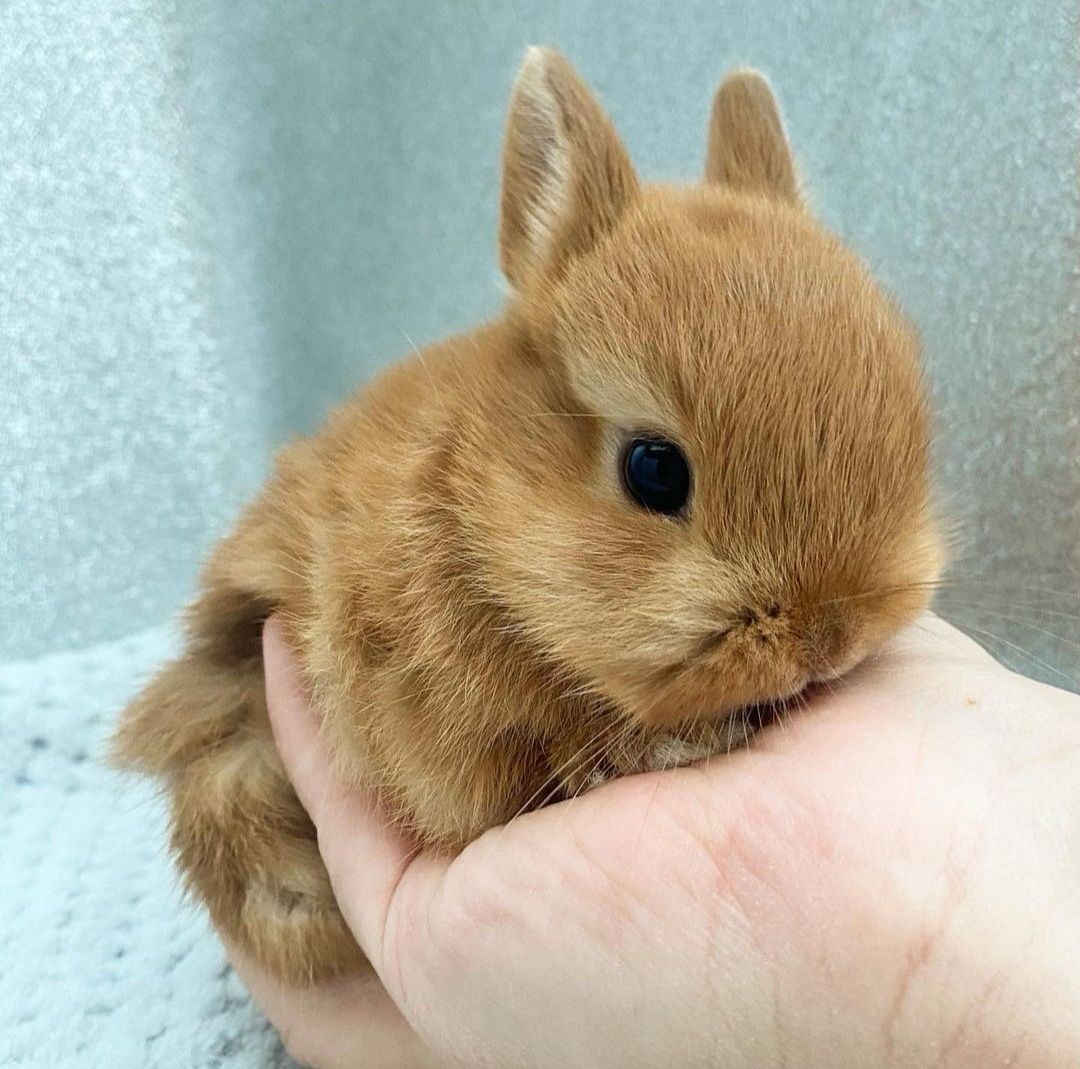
[113,50,942,983]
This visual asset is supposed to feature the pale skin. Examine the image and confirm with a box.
[228,615,1080,1069]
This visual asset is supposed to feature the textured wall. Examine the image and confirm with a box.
[0,1,272,659]
[2,1,1077,680]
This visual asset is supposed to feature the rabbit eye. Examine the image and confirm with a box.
[621,436,691,515]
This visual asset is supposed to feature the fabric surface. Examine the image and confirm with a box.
[0,628,294,1068]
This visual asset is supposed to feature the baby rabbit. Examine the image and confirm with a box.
[113,48,943,984]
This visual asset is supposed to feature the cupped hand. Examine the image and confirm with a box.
[230,615,1080,1068]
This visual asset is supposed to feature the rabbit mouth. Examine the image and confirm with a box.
[623,654,816,729]
[734,680,826,731]
[636,620,864,728]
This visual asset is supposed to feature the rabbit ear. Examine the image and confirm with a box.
[499,47,639,289]
[705,70,799,203]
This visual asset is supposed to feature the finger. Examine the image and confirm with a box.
[223,937,439,1069]
[260,614,355,824]
[261,616,448,979]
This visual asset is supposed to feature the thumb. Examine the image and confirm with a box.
[261,615,450,981]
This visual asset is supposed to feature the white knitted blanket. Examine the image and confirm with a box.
[0,628,295,1068]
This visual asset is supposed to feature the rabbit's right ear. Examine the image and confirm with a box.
[705,70,799,203]
[499,48,639,290]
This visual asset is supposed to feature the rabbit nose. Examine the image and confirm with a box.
[735,602,783,626]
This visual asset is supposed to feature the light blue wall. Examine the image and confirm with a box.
[2,1,1077,678]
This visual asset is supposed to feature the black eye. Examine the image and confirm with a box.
[621,436,691,515]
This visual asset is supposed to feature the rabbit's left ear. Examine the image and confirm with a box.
[705,70,799,203]
[500,48,639,289]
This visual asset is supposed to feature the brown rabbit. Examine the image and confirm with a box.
[112,48,944,985]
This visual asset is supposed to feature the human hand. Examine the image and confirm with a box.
[232,615,1080,1068]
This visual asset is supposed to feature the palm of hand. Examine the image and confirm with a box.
[234,617,1080,1069]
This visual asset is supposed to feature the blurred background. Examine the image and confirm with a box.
[0,3,1076,1064]
[2,0,1078,680]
